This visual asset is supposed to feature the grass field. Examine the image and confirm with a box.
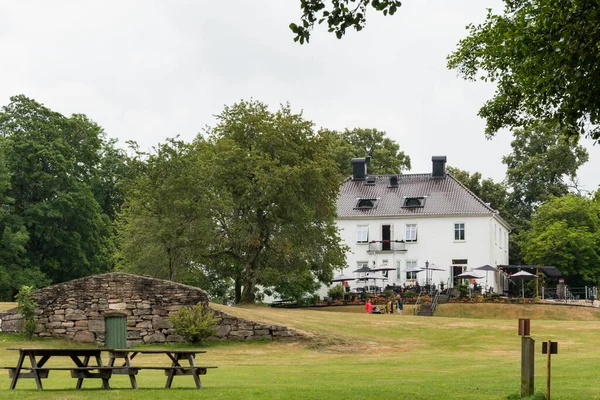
[0,303,16,312]
[1,302,599,399]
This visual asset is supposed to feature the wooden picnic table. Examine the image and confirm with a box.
[6,347,109,391]
[109,349,211,389]
[5,347,217,390]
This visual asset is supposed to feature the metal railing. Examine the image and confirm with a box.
[541,286,597,305]
[367,240,407,252]
[430,289,440,315]
[414,290,423,315]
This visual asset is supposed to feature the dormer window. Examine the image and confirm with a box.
[356,198,378,209]
[403,197,425,208]
[365,176,376,185]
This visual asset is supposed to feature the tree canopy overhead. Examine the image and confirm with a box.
[448,1,600,142]
[198,100,348,303]
[119,100,350,304]
[0,95,121,298]
[503,122,588,221]
[117,138,207,283]
[290,0,402,43]
[324,127,411,176]
[521,194,600,287]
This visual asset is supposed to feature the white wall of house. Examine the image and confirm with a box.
[325,214,510,296]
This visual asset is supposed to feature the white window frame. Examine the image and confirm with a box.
[396,260,401,280]
[357,261,369,270]
[356,225,369,243]
[406,260,418,280]
[454,223,465,241]
[405,224,418,242]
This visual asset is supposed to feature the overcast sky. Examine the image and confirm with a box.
[1,1,598,191]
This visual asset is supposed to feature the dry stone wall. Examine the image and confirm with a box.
[211,309,297,341]
[0,272,298,344]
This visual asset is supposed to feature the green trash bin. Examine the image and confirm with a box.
[104,312,127,349]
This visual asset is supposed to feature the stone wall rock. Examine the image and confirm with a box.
[0,273,208,346]
[0,272,299,343]
[210,309,299,341]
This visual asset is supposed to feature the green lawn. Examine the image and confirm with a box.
[1,303,599,399]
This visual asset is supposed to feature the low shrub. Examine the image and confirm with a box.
[327,285,344,300]
[169,304,220,343]
[16,286,37,339]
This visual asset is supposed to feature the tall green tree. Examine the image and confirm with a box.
[324,128,411,176]
[448,1,600,142]
[91,138,132,222]
[503,122,588,223]
[0,95,115,289]
[0,142,44,300]
[521,194,600,287]
[199,100,347,304]
[117,138,208,282]
[290,0,402,43]
[446,166,509,217]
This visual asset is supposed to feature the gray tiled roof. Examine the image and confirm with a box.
[337,173,497,218]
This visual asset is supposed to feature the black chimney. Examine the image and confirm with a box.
[431,156,447,178]
[352,157,370,180]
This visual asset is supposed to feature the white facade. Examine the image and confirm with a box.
[335,214,510,292]
[324,156,512,298]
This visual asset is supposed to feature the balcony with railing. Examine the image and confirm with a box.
[367,240,407,253]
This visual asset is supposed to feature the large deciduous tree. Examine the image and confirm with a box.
[117,139,208,282]
[291,0,402,43]
[521,194,600,287]
[448,1,600,142]
[0,95,117,294]
[503,122,588,223]
[446,166,509,217]
[324,128,410,176]
[0,142,43,300]
[199,100,347,304]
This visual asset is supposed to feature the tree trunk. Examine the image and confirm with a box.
[167,247,175,281]
[240,278,256,304]
[234,277,242,304]
[239,262,258,304]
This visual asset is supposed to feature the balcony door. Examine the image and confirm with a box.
[382,225,391,250]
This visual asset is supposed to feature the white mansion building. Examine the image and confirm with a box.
[334,156,510,292]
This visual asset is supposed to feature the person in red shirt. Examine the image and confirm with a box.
[365,299,373,314]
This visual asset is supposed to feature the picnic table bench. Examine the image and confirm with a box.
[108,349,217,389]
[4,348,217,390]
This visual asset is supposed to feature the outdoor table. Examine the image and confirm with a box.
[110,349,209,389]
[6,347,109,391]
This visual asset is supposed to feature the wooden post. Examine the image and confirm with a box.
[546,340,552,400]
[521,336,535,397]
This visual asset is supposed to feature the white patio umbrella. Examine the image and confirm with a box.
[331,274,355,299]
[454,270,485,297]
[422,263,445,288]
[455,270,485,280]
[372,265,396,280]
[331,274,355,283]
[371,266,396,272]
[356,273,388,293]
[509,270,538,299]
[474,264,499,292]
[371,273,389,293]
